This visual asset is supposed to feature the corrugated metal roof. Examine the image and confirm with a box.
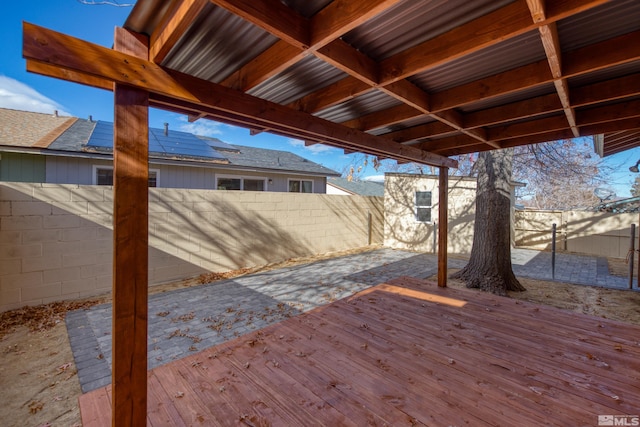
[410,30,546,93]
[567,60,640,88]
[162,4,277,83]
[459,83,557,114]
[342,0,515,61]
[314,90,403,123]
[248,56,346,104]
[371,115,438,136]
[603,130,640,157]
[558,0,640,51]
[125,0,172,35]
[282,0,332,19]
[95,0,640,160]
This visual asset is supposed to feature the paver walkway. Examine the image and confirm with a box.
[66,247,632,393]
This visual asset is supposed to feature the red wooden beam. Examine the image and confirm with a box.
[112,27,150,427]
[438,168,448,287]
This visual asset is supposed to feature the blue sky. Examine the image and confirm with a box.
[1,1,637,195]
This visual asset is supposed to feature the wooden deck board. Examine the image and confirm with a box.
[311,286,630,420]
[79,277,640,426]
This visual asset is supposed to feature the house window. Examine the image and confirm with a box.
[415,191,432,222]
[216,175,266,191]
[288,179,313,193]
[93,166,159,187]
[217,177,241,190]
[95,167,113,186]
[148,172,158,188]
[244,179,265,191]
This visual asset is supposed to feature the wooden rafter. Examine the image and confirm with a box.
[286,76,372,114]
[381,73,640,142]
[23,22,456,168]
[209,0,309,49]
[340,103,420,132]
[216,0,404,92]
[26,17,640,157]
[437,100,640,148]
[378,0,609,83]
[526,0,579,137]
[432,30,639,112]
[434,116,640,158]
[212,0,491,145]
[279,0,613,150]
[150,0,209,63]
[196,0,631,156]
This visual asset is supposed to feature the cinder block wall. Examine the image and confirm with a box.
[515,209,638,257]
[0,182,383,312]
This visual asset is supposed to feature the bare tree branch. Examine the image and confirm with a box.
[77,0,135,6]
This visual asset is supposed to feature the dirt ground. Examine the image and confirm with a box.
[1,248,639,427]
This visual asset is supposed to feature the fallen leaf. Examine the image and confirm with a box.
[28,400,44,414]
[57,362,72,372]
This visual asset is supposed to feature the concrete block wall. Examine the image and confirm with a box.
[514,209,638,258]
[0,182,383,312]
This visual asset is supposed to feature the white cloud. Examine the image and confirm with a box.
[0,76,70,116]
[288,138,335,154]
[177,116,224,136]
[363,175,385,182]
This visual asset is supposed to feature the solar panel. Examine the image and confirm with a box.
[86,121,228,161]
[200,136,238,152]
[85,121,112,148]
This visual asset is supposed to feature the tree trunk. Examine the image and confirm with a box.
[451,148,525,295]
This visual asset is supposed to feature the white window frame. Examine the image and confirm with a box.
[92,165,160,187]
[287,178,314,193]
[215,174,267,191]
[415,190,433,223]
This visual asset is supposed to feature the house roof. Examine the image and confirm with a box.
[0,108,77,149]
[0,108,340,177]
[327,177,384,197]
[203,138,340,176]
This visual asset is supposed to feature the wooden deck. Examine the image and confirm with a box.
[79,277,640,426]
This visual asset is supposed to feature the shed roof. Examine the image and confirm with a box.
[327,177,385,196]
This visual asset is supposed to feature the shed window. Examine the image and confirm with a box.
[415,191,432,222]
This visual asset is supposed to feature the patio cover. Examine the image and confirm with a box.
[22,0,640,425]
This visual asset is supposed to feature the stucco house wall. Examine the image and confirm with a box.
[384,173,477,254]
